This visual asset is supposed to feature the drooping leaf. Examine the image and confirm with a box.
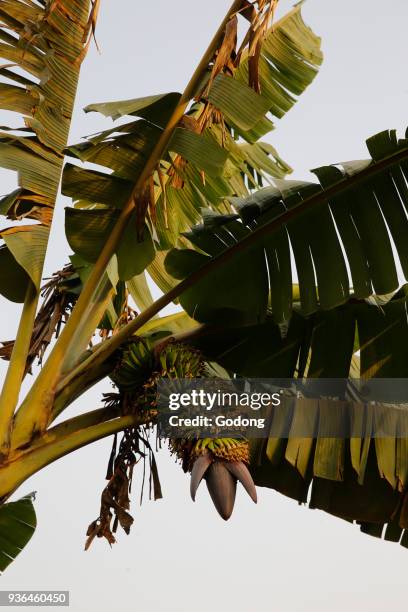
[166,222,269,326]
[169,128,229,177]
[127,273,154,313]
[62,164,133,207]
[207,73,271,131]
[85,92,182,127]
[0,493,36,573]
[66,208,119,263]
[0,0,96,301]
[165,129,408,325]
[188,291,408,548]
[233,3,323,141]
[65,208,155,281]
[1,225,50,290]
[66,120,162,181]
[147,250,179,296]
[0,246,30,303]
[117,217,155,281]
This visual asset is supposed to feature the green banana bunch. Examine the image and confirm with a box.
[111,340,257,520]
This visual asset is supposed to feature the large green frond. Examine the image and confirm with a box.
[221,2,323,141]
[187,286,408,548]
[62,3,322,295]
[164,128,408,326]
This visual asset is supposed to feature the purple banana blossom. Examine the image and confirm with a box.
[190,450,257,520]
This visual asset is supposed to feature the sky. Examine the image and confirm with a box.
[1,1,408,610]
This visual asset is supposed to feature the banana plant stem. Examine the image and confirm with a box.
[1,411,155,501]
[0,283,38,457]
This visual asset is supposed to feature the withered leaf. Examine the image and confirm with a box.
[206,15,238,92]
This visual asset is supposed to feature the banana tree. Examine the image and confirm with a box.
[0,0,407,573]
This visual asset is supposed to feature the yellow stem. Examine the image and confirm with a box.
[1,411,154,501]
[11,0,245,447]
[0,1,101,453]
[0,283,38,456]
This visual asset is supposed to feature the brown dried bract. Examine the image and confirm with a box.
[204,15,238,95]
[85,428,162,550]
[0,265,78,374]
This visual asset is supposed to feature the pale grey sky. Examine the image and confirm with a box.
[1,1,408,611]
